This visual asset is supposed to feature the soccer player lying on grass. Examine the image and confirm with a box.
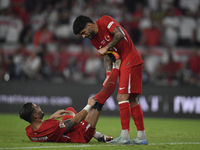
[19,56,121,143]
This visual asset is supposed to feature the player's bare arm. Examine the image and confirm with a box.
[63,109,88,131]
[98,27,124,56]
[102,55,112,86]
[107,27,124,49]
[63,97,97,132]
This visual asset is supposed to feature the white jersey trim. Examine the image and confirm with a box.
[107,21,114,29]
[128,73,131,93]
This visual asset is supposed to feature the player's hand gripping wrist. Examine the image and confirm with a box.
[84,97,98,112]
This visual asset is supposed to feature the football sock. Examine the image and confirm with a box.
[120,129,129,140]
[119,101,131,133]
[137,130,147,139]
[62,107,77,121]
[131,104,146,139]
[66,107,77,114]
[61,114,73,122]
[95,68,119,104]
[93,131,103,140]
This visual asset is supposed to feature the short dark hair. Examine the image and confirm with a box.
[73,15,94,35]
[19,102,35,123]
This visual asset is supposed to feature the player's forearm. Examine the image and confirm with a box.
[71,109,88,124]
[64,105,92,131]
[107,27,124,49]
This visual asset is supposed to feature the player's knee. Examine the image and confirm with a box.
[117,93,130,102]
[129,97,139,107]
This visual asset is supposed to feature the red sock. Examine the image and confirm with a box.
[95,68,119,104]
[62,115,73,122]
[119,102,131,130]
[62,107,77,122]
[66,107,77,114]
[131,104,145,131]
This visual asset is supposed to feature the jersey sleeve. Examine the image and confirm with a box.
[101,15,120,34]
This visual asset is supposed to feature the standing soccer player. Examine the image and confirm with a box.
[73,15,148,145]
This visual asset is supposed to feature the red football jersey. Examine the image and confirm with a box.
[25,119,95,143]
[25,119,69,142]
[90,15,143,71]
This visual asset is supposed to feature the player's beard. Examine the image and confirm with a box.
[88,29,95,39]
[39,111,45,119]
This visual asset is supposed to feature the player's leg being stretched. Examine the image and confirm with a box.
[61,55,121,143]
[83,53,121,143]
[95,52,121,105]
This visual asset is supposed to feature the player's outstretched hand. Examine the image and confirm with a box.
[98,46,109,56]
[88,97,98,107]
[49,109,68,119]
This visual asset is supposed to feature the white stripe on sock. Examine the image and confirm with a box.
[118,100,129,105]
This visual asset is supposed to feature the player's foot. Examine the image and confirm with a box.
[97,134,113,142]
[106,51,120,62]
[130,137,148,145]
[107,136,130,144]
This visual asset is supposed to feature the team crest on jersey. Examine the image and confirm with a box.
[59,122,65,128]
[104,34,111,42]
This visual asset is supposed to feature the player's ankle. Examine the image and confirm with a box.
[121,129,130,140]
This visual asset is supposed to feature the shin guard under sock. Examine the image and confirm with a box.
[95,68,119,104]
[119,101,131,130]
[131,104,145,131]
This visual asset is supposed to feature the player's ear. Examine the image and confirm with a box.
[33,113,38,119]
[87,23,92,28]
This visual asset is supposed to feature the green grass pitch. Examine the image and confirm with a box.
[0,113,200,150]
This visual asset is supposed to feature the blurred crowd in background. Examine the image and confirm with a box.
[0,0,200,86]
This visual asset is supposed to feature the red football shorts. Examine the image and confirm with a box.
[66,120,95,143]
[118,64,143,97]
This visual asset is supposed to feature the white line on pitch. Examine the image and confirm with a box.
[0,142,200,149]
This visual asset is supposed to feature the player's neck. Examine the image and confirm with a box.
[31,119,43,131]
